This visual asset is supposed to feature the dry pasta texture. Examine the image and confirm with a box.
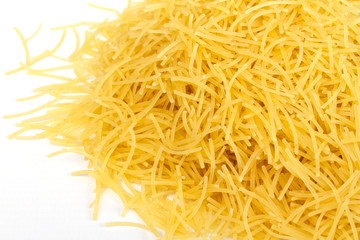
[6,0,360,239]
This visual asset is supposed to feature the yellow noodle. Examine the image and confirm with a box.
[7,0,360,239]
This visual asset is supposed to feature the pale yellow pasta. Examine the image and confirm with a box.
[6,0,360,239]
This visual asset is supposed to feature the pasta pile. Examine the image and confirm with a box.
[7,0,360,239]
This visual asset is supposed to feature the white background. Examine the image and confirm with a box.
[0,1,155,239]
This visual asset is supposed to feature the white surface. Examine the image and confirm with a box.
[0,1,155,240]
